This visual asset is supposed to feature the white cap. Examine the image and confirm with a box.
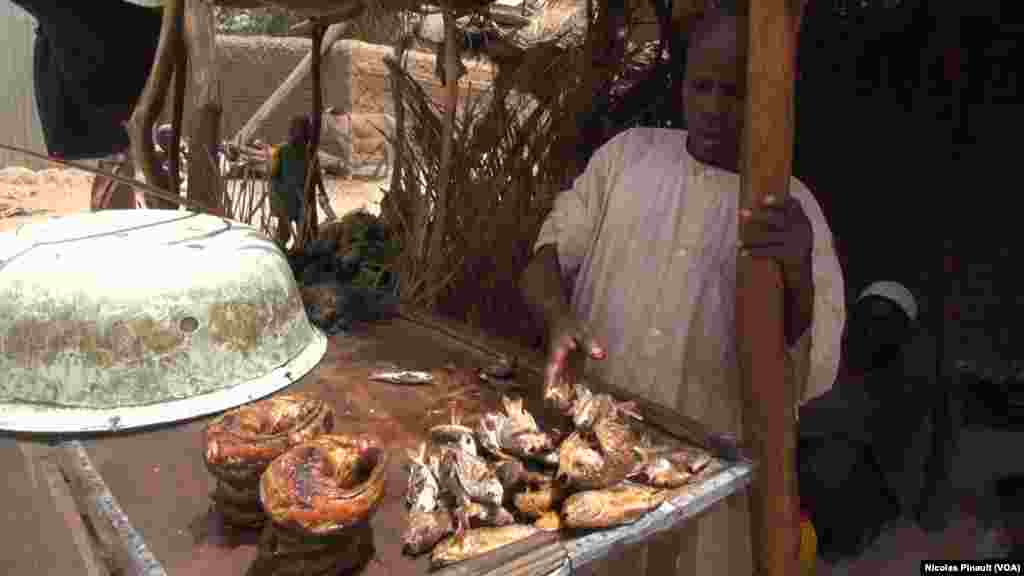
[857,281,917,322]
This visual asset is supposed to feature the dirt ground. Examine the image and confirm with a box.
[0,166,386,234]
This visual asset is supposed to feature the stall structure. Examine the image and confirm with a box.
[6,0,805,573]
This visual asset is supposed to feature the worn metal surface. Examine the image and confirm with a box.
[0,210,326,432]
[57,440,169,576]
[73,316,752,576]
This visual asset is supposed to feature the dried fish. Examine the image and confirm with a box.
[475,412,515,460]
[403,509,455,556]
[406,443,441,513]
[430,409,478,457]
[439,447,505,531]
[430,525,540,568]
[557,431,606,488]
[498,396,555,459]
[494,459,527,492]
[513,481,570,519]
[557,405,640,490]
[465,502,516,527]
[368,370,434,385]
[534,511,562,532]
[562,484,669,529]
[627,455,693,489]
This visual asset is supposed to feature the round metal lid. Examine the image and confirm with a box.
[0,210,327,433]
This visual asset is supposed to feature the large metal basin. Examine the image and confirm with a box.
[0,210,327,433]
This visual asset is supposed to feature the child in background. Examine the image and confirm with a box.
[266,115,310,248]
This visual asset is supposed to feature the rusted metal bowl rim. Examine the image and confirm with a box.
[0,332,326,433]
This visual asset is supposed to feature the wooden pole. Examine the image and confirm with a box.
[427,4,460,305]
[185,0,223,214]
[735,1,800,575]
[127,0,184,209]
[297,22,325,250]
[232,16,359,147]
[169,32,187,200]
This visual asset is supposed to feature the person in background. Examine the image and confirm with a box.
[799,281,940,568]
[519,6,845,575]
[265,115,311,248]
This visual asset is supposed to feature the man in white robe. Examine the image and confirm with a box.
[520,8,845,575]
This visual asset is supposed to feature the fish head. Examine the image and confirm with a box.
[506,431,554,457]
[475,413,506,455]
[571,390,608,430]
[556,433,605,485]
[458,433,478,456]
[479,479,505,507]
[500,395,522,418]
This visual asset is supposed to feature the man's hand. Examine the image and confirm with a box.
[738,194,812,279]
[739,194,815,345]
[544,314,606,414]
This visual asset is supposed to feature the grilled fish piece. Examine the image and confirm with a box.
[439,447,504,534]
[465,502,516,527]
[557,431,606,488]
[430,410,478,457]
[534,511,562,532]
[557,408,640,490]
[430,525,540,568]
[627,455,693,489]
[512,481,571,519]
[402,509,455,556]
[498,396,555,459]
[494,459,527,493]
[476,412,515,460]
[406,442,441,513]
[259,434,388,535]
[203,393,334,488]
[571,384,642,431]
[562,484,669,529]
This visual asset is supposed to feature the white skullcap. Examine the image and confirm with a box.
[857,281,917,322]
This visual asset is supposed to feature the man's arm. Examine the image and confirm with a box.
[521,244,572,340]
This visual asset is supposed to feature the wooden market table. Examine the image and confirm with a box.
[45,312,754,576]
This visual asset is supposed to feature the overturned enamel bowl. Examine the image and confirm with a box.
[0,210,327,433]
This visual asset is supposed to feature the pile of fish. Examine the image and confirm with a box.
[202,393,386,576]
[401,383,720,568]
[203,394,335,527]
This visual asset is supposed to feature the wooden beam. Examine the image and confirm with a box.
[232,14,361,147]
[169,29,187,200]
[289,2,363,36]
[185,0,224,214]
[735,1,801,576]
[127,0,184,209]
[297,22,326,250]
[57,441,168,576]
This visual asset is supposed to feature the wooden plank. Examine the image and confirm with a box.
[735,1,801,576]
[184,0,224,211]
[232,16,360,147]
[56,441,168,576]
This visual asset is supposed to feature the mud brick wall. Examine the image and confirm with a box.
[161,37,493,160]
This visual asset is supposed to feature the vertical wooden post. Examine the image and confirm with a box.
[298,21,325,250]
[736,1,800,575]
[185,0,223,215]
[169,27,187,201]
[127,0,183,209]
